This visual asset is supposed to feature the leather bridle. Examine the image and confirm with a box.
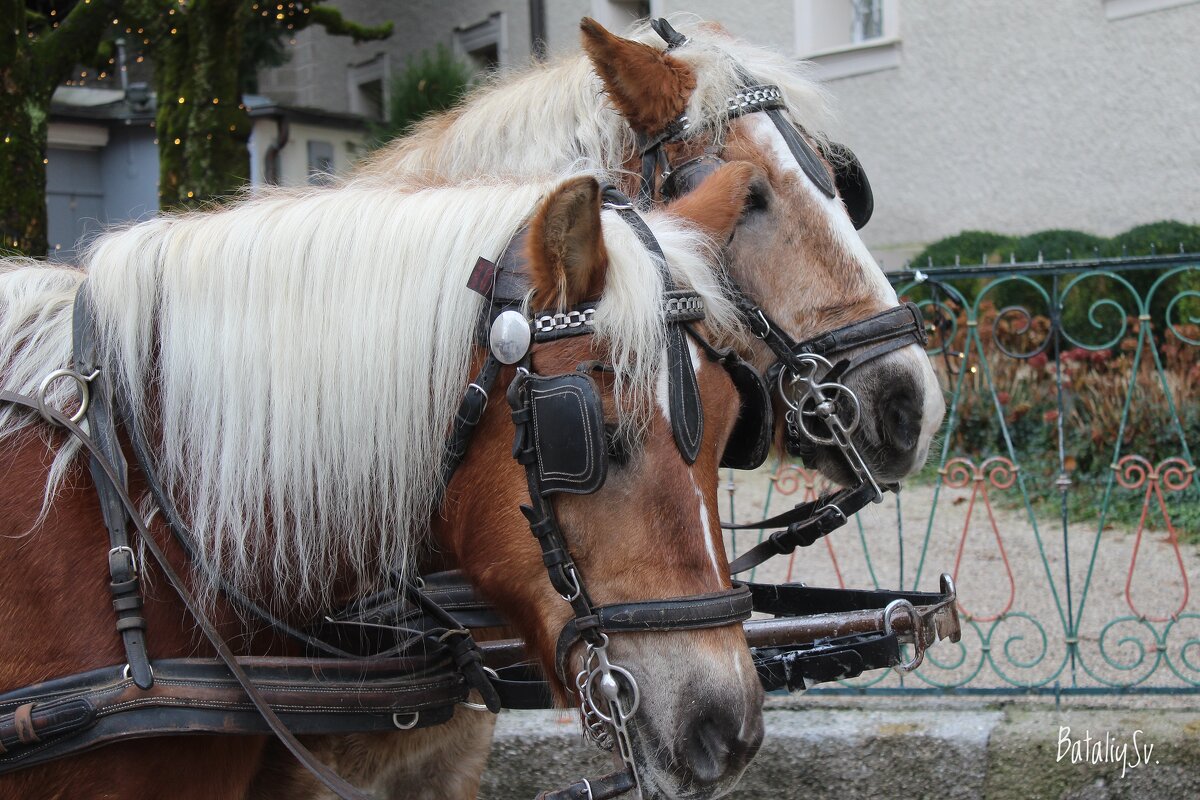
[626,19,930,574]
[452,186,764,795]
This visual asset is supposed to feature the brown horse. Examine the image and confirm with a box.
[0,165,767,798]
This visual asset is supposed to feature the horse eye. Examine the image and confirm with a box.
[605,424,630,466]
[743,183,770,215]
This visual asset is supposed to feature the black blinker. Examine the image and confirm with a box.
[822,141,874,230]
[660,153,725,202]
[527,373,609,495]
[719,356,774,472]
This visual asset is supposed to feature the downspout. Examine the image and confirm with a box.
[529,0,547,61]
[264,115,289,185]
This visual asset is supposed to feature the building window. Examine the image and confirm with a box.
[850,0,883,43]
[590,0,655,32]
[455,13,508,74]
[794,0,901,80]
[307,140,335,185]
[348,53,390,121]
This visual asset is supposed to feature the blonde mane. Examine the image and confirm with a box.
[361,17,832,183]
[0,175,742,608]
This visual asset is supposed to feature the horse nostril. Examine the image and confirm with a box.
[676,706,760,788]
[879,385,922,453]
[683,717,730,785]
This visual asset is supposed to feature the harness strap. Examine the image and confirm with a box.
[0,389,374,800]
[537,769,637,800]
[723,482,880,575]
[603,187,704,463]
[0,658,464,774]
[552,585,754,685]
[71,288,153,690]
[441,354,503,490]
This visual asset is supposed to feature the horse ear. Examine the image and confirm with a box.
[526,176,608,309]
[665,162,761,242]
[580,17,695,135]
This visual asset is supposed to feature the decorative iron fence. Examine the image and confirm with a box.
[724,253,1200,695]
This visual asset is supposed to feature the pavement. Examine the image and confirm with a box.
[479,700,1200,800]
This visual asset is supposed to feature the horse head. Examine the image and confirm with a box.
[438,166,765,798]
[578,18,945,487]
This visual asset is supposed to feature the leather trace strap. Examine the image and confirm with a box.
[537,769,637,800]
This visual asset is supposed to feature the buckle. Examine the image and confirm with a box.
[108,545,138,579]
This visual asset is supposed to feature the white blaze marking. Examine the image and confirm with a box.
[743,115,897,305]
[732,649,748,739]
[655,349,671,422]
[691,471,723,582]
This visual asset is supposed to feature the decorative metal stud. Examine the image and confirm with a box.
[489,310,532,364]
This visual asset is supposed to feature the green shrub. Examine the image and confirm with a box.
[909,230,1016,269]
[370,44,471,146]
[1008,229,1107,262]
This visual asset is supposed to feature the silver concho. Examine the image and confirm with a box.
[489,310,532,365]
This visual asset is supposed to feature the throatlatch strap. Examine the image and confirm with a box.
[72,287,153,690]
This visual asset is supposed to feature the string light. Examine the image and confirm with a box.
[173,138,181,145]
[178,96,186,104]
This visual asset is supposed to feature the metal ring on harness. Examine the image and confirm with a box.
[37,367,98,426]
[582,662,641,723]
[559,565,583,602]
[392,711,420,730]
[883,599,924,673]
[457,668,499,712]
[466,382,489,413]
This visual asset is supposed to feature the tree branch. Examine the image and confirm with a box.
[34,0,120,93]
[306,4,392,43]
[1,0,25,66]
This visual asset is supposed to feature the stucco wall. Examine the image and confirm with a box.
[809,0,1200,265]
[248,117,367,188]
[257,0,537,114]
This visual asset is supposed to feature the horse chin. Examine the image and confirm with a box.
[628,720,763,800]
